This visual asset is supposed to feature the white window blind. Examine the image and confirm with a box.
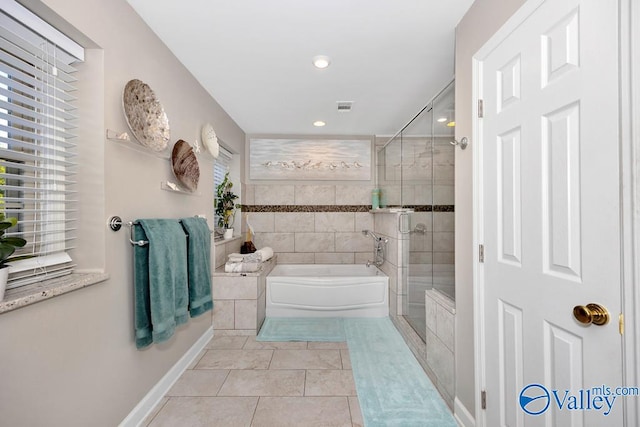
[213,146,233,229]
[0,2,83,288]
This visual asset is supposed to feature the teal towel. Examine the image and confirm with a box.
[179,217,213,317]
[133,224,152,349]
[135,219,189,348]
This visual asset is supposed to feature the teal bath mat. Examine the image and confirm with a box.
[345,318,457,426]
[257,317,346,342]
[256,317,456,426]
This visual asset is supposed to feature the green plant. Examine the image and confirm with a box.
[215,172,240,229]
[0,214,27,269]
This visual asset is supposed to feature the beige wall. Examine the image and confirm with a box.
[0,1,244,425]
[454,0,526,417]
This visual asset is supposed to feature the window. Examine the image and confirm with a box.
[0,1,84,288]
[213,145,233,232]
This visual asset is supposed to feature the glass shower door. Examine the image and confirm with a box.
[403,81,455,341]
[402,102,433,341]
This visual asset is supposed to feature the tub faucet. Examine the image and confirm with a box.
[362,230,387,267]
[361,229,388,243]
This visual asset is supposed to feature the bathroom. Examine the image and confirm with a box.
[2,0,636,426]
[0,1,516,425]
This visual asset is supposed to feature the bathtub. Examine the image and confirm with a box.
[266,264,389,317]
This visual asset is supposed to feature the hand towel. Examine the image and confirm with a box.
[227,253,246,263]
[138,219,189,346]
[180,217,213,317]
[224,261,262,273]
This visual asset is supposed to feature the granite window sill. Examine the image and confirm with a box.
[0,272,109,315]
[214,235,242,246]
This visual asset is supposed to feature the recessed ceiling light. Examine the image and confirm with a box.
[313,120,326,127]
[446,121,456,127]
[312,55,331,69]
[437,117,447,123]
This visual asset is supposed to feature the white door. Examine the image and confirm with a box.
[475,0,623,426]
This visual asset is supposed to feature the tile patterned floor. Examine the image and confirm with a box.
[143,336,363,426]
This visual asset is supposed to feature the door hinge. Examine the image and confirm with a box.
[478,99,484,118]
[619,313,624,335]
[481,390,487,409]
[479,244,485,263]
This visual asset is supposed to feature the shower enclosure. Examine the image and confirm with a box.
[377,80,455,341]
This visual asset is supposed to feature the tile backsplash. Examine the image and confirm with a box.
[239,182,454,266]
[241,183,374,264]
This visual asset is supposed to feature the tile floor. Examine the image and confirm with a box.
[143,335,363,426]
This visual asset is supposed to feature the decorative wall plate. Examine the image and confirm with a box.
[201,123,219,158]
[122,79,170,152]
[171,139,200,192]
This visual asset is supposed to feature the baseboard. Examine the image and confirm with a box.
[119,327,214,427]
[454,397,475,427]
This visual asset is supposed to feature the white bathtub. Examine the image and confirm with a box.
[266,264,389,317]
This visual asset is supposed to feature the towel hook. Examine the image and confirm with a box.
[450,137,468,150]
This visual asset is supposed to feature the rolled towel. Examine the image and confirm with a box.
[242,252,262,263]
[254,247,274,262]
[224,261,262,273]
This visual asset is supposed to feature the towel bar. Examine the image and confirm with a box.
[108,215,213,247]
[108,216,148,246]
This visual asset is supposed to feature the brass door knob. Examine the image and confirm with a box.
[573,303,610,326]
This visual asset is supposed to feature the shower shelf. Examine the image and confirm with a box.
[369,208,414,214]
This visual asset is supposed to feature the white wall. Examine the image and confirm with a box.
[0,1,245,425]
[454,0,526,417]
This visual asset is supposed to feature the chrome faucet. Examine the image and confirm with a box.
[362,230,388,267]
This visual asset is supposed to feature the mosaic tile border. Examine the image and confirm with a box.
[241,205,455,213]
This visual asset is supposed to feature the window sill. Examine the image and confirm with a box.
[0,272,109,315]
[214,235,242,246]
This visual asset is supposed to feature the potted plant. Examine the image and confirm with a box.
[215,172,240,239]
[0,214,27,300]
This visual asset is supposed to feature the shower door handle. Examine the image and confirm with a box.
[398,212,411,234]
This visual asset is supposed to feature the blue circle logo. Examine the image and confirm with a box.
[519,384,550,415]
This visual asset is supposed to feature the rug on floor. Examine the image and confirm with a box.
[345,317,457,427]
[256,316,457,426]
[256,317,346,342]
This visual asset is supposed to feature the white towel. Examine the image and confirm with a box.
[227,254,246,262]
[255,247,274,262]
[224,261,262,273]
[227,246,274,263]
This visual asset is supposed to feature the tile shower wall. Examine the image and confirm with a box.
[240,184,375,264]
[425,289,455,406]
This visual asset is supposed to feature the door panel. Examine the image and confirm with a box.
[477,0,622,425]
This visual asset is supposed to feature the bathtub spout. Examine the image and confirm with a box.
[366,259,383,268]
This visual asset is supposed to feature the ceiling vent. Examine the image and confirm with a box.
[337,101,353,112]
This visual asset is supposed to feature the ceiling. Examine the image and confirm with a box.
[126,0,473,137]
